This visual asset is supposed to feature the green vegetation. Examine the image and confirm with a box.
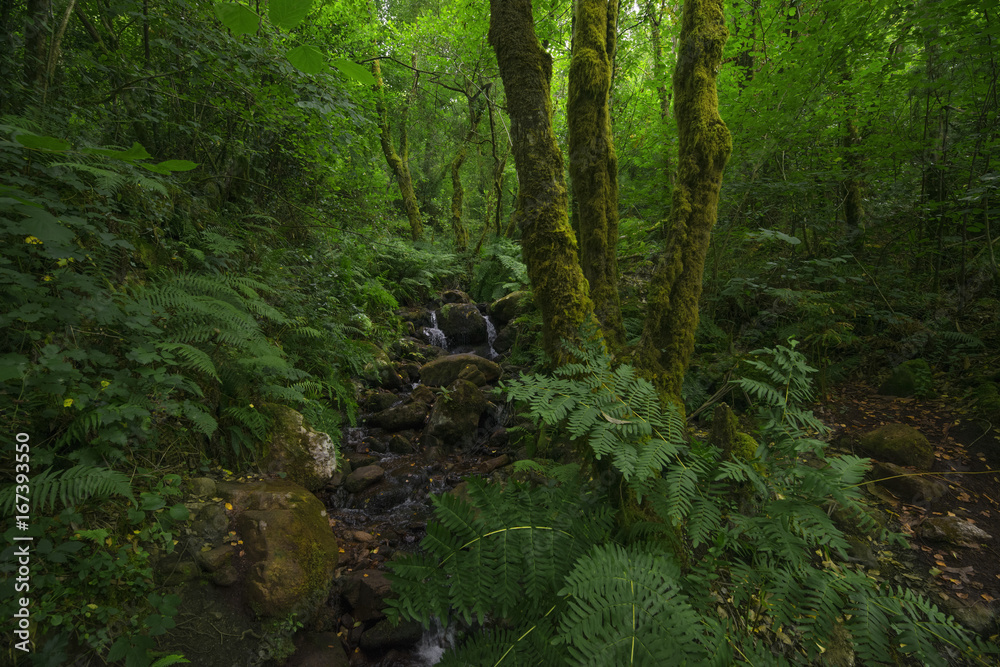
[2,0,998,663]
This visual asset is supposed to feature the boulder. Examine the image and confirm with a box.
[419,353,501,387]
[919,515,992,547]
[341,569,394,622]
[369,400,430,431]
[490,290,531,326]
[437,303,488,345]
[493,325,516,354]
[426,379,488,449]
[360,618,424,652]
[858,423,935,469]
[345,465,385,494]
[867,460,948,503]
[187,477,217,498]
[441,289,472,304]
[878,359,935,398]
[262,407,338,492]
[219,480,339,619]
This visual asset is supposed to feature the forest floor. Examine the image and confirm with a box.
[818,384,1000,631]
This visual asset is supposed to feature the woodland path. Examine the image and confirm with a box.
[818,385,1000,625]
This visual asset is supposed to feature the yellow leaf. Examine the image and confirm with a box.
[225,502,233,510]
[87,604,98,610]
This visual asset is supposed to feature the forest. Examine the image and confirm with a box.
[1,0,999,664]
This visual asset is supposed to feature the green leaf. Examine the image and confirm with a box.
[214,2,260,35]
[287,44,327,74]
[140,492,166,511]
[15,133,71,152]
[168,503,190,521]
[157,159,199,172]
[332,58,376,85]
[0,354,29,382]
[81,142,152,161]
[269,0,313,30]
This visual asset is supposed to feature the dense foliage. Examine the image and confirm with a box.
[1,0,998,663]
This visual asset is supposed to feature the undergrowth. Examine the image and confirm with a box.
[387,331,997,665]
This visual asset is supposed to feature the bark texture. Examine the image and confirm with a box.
[488,0,596,363]
[373,58,423,241]
[569,0,624,348]
[638,0,732,407]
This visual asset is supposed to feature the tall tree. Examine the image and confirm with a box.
[373,57,424,241]
[568,0,625,348]
[488,0,597,362]
[638,0,732,407]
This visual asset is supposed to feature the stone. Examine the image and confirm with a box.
[262,407,338,492]
[219,480,339,619]
[858,423,935,469]
[493,325,515,354]
[342,570,394,622]
[919,516,992,547]
[188,477,217,498]
[396,307,433,328]
[410,385,436,404]
[878,359,935,398]
[483,454,510,474]
[288,631,350,667]
[419,353,501,387]
[369,401,430,431]
[213,563,239,587]
[489,290,531,326]
[437,303,488,345]
[196,544,233,572]
[457,363,488,386]
[363,391,398,414]
[345,465,385,494]
[192,504,230,543]
[866,461,948,503]
[359,619,424,652]
[388,433,416,454]
[426,379,488,449]
[441,289,472,304]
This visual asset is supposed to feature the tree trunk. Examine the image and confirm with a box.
[449,85,485,252]
[23,0,50,93]
[489,0,598,363]
[373,58,423,241]
[648,0,676,228]
[638,0,732,408]
[569,0,625,348]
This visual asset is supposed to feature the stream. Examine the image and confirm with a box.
[312,295,513,666]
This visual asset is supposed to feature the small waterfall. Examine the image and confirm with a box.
[484,315,498,360]
[423,310,448,348]
[413,618,455,665]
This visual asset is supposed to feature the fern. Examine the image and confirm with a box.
[0,465,134,513]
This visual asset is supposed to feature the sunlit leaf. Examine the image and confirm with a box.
[287,44,327,74]
[214,2,260,35]
[332,57,376,85]
[269,0,313,30]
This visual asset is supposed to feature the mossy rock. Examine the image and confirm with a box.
[219,480,338,620]
[426,379,488,449]
[262,407,338,492]
[858,423,934,470]
[489,290,532,326]
[878,358,935,398]
[438,303,488,345]
[419,353,501,387]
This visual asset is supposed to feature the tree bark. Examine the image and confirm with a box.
[638,0,732,408]
[489,0,597,363]
[449,82,484,252]
[569,0,625,348]
[373,58,423,241]
[23,0,50,92]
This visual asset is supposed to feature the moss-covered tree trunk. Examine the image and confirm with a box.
[569,0,625,348]
[488,0,597,362]
[373,58,423,242]
[638,0,732,407]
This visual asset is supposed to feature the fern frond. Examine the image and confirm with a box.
[0,465,134,513]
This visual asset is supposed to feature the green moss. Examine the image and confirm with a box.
[568,0,624,349]
[732,432,759,461]
[489,0,600,364]
[637,0,731,408]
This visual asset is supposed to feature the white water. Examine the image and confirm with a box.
[484,315,498,360]
[423,310,448,348]
[413,618,455,665]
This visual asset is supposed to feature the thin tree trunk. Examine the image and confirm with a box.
[638,0,732,408]
[373,58,423,241]
[569,0,625,348]
[489,0,598,363]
